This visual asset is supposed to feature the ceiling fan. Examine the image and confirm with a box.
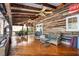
[37,6,53,16]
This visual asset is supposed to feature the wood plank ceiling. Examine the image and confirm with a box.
[8,3,66,25]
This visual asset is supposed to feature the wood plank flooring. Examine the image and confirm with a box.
[10,39,79,56]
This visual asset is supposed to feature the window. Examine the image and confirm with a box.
[66,14,79,31]
[68,17,77,29]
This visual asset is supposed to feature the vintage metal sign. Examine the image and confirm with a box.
[68,4,79,13]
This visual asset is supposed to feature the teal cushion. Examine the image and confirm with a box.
[45,33,59,40]
[47,33,55,40]
[45,34,48,38]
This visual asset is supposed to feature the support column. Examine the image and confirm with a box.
[4,3,12,56]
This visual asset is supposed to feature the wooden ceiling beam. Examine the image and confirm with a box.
[16,21,28,24]
[12,14,37,17]
[13,24,23,26]
[12,18,28,24]
[11,3,52,11]
[11,7,52,14]
[12,15,38,23]
[11,9,39,14]
[12,18,35,25]
[11,12,36,15]
[12,15,38,19]
[10,3,42,11]
[56,3,66,9]
[36,3,57,9]
[11,7,40,13]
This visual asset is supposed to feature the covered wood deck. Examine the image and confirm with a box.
[1,3,79,56]
[10,36,79,56]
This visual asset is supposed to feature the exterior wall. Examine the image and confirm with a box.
[43,18,66,34]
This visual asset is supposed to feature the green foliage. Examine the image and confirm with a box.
[15,29,33,36]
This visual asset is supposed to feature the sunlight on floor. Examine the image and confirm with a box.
[11,35,35,48]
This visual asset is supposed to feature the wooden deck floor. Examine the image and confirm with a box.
[10,38,79,56]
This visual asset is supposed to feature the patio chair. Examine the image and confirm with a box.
[40,32,63,45]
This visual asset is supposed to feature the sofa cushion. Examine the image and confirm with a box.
[47,33,57,40]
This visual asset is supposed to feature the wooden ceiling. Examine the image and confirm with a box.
[4,3,66,25]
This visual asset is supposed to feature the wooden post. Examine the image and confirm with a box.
[4,3,12,55]
[4,3,12,43]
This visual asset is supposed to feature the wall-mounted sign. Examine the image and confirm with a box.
[68,4,79,13]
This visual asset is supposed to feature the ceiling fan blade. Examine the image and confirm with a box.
[37,6,47,16]
[44,11,53,14]
[39,12,46,16]
[41,6,47,12]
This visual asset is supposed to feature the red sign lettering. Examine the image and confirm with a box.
[68,4,79,13]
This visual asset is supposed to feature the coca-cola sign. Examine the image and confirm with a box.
[68,4,79,13]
